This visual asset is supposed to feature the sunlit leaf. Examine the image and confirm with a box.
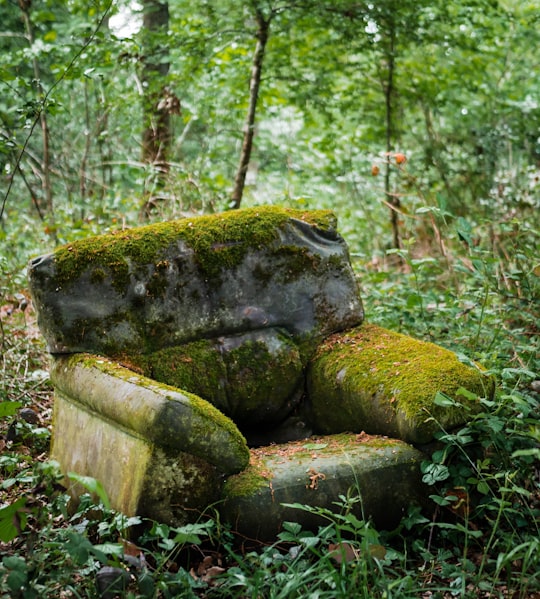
[43,30,58,43]
[0,401,22,418]
[67,472,111,510]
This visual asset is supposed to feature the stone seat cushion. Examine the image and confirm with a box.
[220,432,425,541]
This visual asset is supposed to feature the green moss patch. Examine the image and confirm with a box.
[308,323,495,444]
[222,333,303,426]
[129,341,229,414]
[125,329,304,430]
[51,206,337,289]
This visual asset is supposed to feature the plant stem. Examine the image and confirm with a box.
[383,18,400,250]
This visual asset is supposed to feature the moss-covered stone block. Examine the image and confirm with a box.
[130,340,230,416]
[218,329,304,428]
[27,207,498,538]
[307,323,495,444]
[220,433,425,540]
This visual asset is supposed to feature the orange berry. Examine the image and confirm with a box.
[371,165,380,176]
[394,153,407,164]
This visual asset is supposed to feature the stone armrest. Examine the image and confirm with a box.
[50,354,250,475]
[307,324,495,445]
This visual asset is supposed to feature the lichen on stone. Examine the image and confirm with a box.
[138,445,220,525]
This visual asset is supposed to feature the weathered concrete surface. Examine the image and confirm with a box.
[53,391,221,524]
[220,433,425,541]
[26,207,495,537]
[50,354,250,473]
[50,354,250,523]
[308,323,495,444]
[28,207,364,358]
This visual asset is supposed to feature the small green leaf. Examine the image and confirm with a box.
[456,217,473,247]
[3,556,28,591]
[138,570,155,597]
[43,30,57,42]
[511,448,540,459]
[65,530,108,565]
[67,472,110,509]
[299,535,320,548]
[429,494,452,507]
[477,480,490,495]
[92,542,124,556]
[456,387,479,401]
[151,522,170,539]
[0,498,27,542]
[422,462,450,485]
[0,401,22,418]
[433,392,459,408]
[171,522,211,545]
[343,512,365,530]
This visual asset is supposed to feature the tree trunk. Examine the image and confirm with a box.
[20,2,54,219]
[383,22,400,250]
[230,10,271,209]
[141,0,172,177]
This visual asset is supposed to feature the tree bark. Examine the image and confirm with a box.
[383,21,400,250]
[230,10,271,209]
[19,2,54,218]
[141,0,171,176]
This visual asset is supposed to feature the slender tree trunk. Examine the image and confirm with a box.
[422,103,456,204]
[19,1,54,218]
[141,0,171,176]
[95,84,113,197]
[230,10,271,209]
[79,79,91,218]
[383,22,400,249]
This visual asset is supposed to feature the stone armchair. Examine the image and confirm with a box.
[28,207,494,540]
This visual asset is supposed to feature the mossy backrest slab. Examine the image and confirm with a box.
[28,206,364,359]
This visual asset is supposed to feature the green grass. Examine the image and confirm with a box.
[1,198,539,598]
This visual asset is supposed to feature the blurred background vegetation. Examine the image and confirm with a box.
[1,0,539,248]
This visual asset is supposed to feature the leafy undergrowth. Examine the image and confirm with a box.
[1,218,539,598]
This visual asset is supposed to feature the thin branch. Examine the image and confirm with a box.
[20,5,53,215]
